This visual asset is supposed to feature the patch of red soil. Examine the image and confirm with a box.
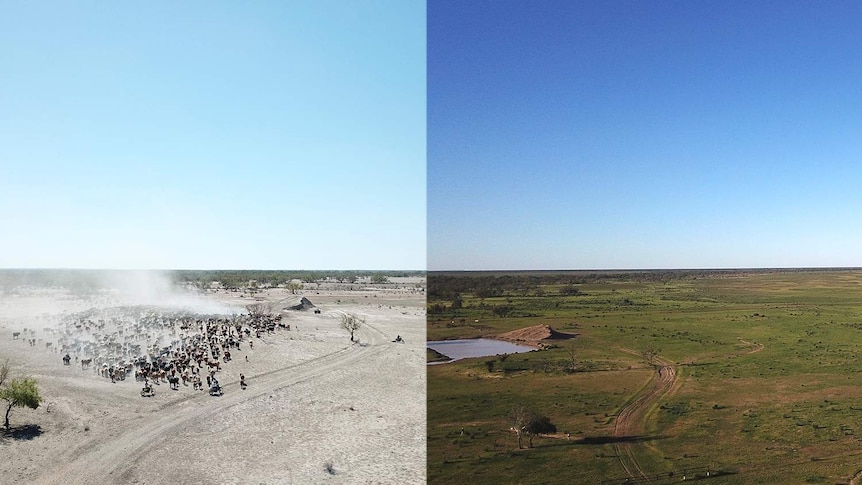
[496,324,576,346]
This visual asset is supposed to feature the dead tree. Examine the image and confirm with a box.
[340,313,364,342]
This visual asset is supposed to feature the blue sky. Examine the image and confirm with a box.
[1,1,425,270]
[428,0,862,270]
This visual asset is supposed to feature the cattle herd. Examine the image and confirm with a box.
[12,304,290,394]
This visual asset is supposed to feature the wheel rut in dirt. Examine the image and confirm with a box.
[613,352,678,480]
[40,323,392,485]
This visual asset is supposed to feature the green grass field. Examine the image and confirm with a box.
[428,269,862,484]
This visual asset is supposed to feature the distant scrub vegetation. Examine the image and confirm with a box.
[0,269,423,291]
[428,268,854,301]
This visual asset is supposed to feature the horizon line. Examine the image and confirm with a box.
[0,268,427,272]
[428,266,862,272]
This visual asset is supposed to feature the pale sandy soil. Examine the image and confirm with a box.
[0,281,426,484]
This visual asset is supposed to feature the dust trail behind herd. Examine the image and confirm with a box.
[0,271,244,369]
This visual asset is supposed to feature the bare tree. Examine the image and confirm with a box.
[510,404,531,449]
[564,339,578,373]
[340,313,364,342]
[642,345,661,367]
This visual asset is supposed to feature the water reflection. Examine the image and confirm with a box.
[427,338,535,364]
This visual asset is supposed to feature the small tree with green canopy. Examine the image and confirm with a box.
[525,415,557,447]
[2,376,42,430]
[340,313,364,342]
[285,281,303,295]
[0,359,8,388]
[510,404,557,449]
[371,274,389,284]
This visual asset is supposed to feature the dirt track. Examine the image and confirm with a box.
[613,354,678,480]
[44,325,386,484]
[737,338,765,354]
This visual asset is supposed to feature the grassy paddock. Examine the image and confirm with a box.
[428,269,862,484]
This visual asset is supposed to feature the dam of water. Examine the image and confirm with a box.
[427,338,535,364]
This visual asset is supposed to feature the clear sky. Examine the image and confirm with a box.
[1,1,425,270]
[428,0,862,271]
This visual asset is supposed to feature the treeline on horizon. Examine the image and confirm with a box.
[172,270,422,288]
[428,267,860,301]
[0,269,424,291]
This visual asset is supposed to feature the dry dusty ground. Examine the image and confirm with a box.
[0,279,426,484]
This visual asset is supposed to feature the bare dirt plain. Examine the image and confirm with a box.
[0,278,426,484]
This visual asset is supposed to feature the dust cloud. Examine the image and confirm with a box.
[0,270,243,363]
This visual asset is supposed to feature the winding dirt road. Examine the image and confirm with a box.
[613,354,678,480]
[737,338,765,354]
